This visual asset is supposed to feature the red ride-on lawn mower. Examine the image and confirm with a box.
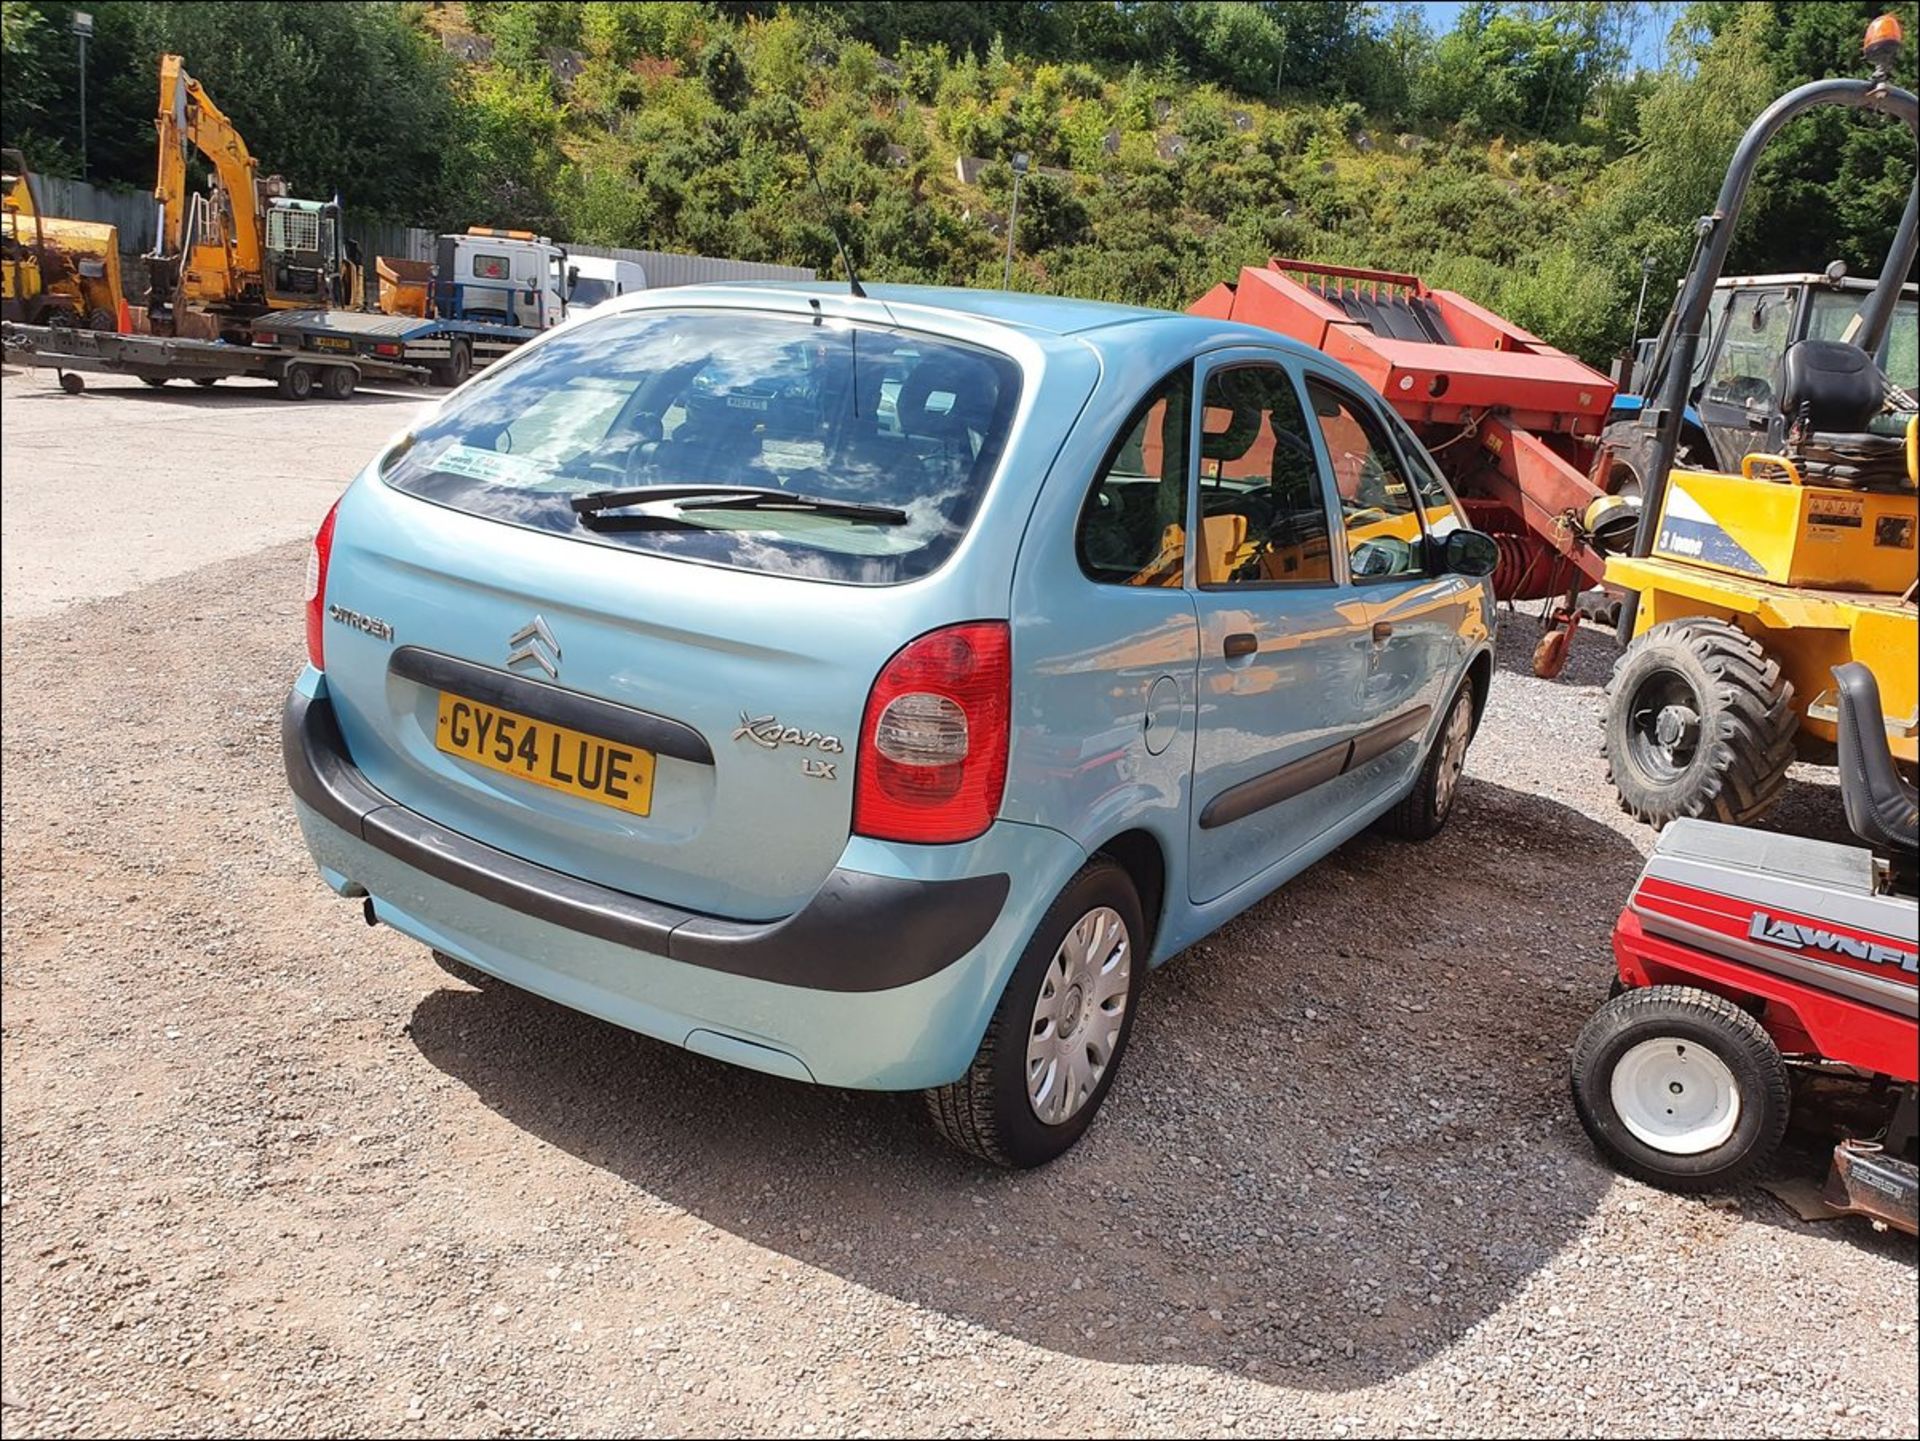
[1572,664,1918,1233]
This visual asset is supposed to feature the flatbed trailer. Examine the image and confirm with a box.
[249,307,540,388]
[2,319,425,399]
[1191,258,1636,674]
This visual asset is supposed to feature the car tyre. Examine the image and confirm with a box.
[1571,985,1789,1192]
[1378,680,1475,841]
[926,858,1144,1169]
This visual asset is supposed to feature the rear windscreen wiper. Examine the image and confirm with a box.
[676,491,908,524]
[572,484,907,525]
[571,484,778,514]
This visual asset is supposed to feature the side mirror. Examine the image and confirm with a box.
[566,264,580,294]
[1440,529,1500,578]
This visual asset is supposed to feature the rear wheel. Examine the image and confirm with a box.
[140,376,169,388]
[1602,617,1795,827]
[320,365,357,400]
[1571,985,1789,1192]
[926,859,1143,1168]
[1378,680,1475,841]
[277,363,315,401]
[432,339,471,388]
[192,377,218,388]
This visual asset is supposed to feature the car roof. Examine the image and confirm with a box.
[646,280,1325,362]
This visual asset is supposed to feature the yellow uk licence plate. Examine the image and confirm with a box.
[312,336,355,352]
[435,692,656,816]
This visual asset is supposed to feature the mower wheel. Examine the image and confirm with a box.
[1602,617,1795,827]
[1571,985,1789,1193]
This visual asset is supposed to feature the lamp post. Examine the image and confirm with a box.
[1002,151,1028,291]
[72,10,93,180]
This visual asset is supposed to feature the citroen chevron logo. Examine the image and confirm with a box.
[505,615,561,680]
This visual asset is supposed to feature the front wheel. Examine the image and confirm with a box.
[1602,617,1795,826]
[1378,680,1475,841]
[926,859,1144,1168]
[1571,985,1789,1193]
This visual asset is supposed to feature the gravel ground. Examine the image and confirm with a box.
[1,405,1916,1435]
[0,366,428,620]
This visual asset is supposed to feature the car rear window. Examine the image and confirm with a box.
[380,309,1023,584]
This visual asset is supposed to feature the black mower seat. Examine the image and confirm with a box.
[1833,662,1919,856]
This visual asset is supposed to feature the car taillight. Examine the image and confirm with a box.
[854,622,1010,844]
[304,499,341,669]
[373,342,402,357]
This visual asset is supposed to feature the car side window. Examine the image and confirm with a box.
[1305,379,1428,580]
[1194,363,1335,587]
[1076,367,1193,587]
[1382,406,1463,538]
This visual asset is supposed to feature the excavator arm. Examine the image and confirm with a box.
[152,53,264,289]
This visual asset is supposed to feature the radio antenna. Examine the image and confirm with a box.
[802,141,866,299]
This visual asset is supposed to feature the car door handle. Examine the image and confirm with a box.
[1223,632,1258,660]
[1371,621,1394,643]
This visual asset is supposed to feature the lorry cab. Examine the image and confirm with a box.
[433,227,568,330]
[565,254,648,318]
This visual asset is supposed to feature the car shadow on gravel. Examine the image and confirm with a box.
[405,776,1659,1391]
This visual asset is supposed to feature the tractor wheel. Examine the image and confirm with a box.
[87,308,117,332]
[1601,617,1795,827]
[1571,985,1789,1193]
[1598,420,1653,501]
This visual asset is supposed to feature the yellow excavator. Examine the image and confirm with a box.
[2,149,124,331]
[144,53,358,340]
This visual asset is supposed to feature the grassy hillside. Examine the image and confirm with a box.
[4,1,1913,366]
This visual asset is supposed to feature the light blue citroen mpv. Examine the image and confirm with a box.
[286,283,1497,1166]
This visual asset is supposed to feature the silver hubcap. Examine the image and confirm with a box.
[1026,905,1131,1126]
[1434,695,1473,813]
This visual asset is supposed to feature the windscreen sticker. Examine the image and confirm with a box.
[433,443,556,487]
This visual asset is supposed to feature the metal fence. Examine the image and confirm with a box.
[34,180,816,289]
[33,176,155,251]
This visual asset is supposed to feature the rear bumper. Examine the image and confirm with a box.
[283,675,1081,1088]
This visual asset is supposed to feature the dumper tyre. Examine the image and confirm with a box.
[277,363,315,401]
[87,308,116,332]
[1602,617,1795,827]
[1571,985,1789,1193]
[320,365,356,400]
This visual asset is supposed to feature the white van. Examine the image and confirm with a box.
[566,254,649,317]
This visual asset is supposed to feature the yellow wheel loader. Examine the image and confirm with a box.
[1602,13,1919,829]
[1,150,124,331]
